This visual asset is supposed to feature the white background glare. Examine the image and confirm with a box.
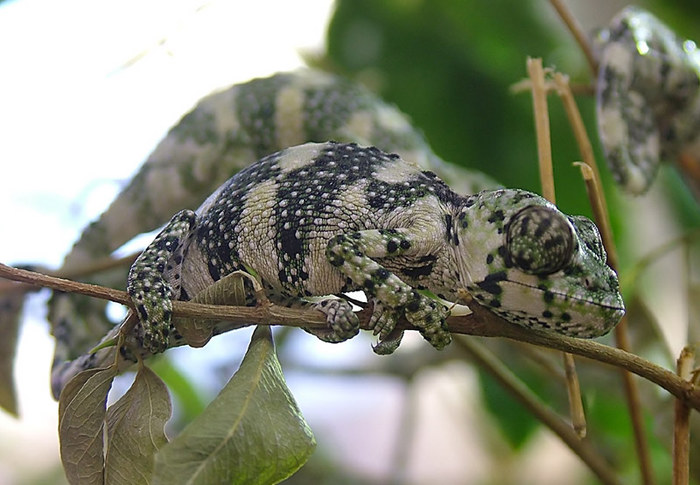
[0,0,334,482]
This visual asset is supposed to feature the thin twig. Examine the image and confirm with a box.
[2,263,700,410]
[620,229,700,291]
[548,0,599,76]
[527,57,587,438]
[0,252,139,294]
[555,71,655,485]
[527,58,555,203]
[553,73,610,224]
[456,337,621,485]
[673,346,694,485]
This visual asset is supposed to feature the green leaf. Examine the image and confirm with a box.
[0,292,24,416]
[105,365,171,485]
[58,365,118,485]
[152,326,316,485]
[175,270,259,348]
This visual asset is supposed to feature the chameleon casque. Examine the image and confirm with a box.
[52,8,700,395]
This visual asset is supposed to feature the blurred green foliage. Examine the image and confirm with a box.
[325,0,593,216]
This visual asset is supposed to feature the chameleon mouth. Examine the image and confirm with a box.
[505,278,625,311]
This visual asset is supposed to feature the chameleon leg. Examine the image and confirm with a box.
[326,228,451,354]
[127,210,197,353]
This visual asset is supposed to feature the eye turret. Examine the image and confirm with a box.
[505,206,576,275]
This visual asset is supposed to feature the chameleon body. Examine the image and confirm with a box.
[126,141,624,358]
[596,6,700,195]
[48,70,495,367]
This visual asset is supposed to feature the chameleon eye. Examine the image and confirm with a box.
[505,205,575,275]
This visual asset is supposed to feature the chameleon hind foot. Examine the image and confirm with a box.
[305,298,360,343]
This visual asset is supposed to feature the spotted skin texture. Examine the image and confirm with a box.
[48,69,497,367]
[126,142,625,356]
[596,6,700,194]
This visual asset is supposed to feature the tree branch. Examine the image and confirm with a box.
[1,262,699,411]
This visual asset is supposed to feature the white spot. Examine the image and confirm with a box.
[598,106,628,148]
[636,40,649,56]
[602,42,634,77]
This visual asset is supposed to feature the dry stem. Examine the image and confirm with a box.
[548,0,599,76]
[673,346,695,485]
[552,72,655,485]
[527,57,587,438]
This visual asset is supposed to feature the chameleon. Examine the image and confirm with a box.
[51,140,625,395]
[46,69,496,370]
[596,6,700,198]
[124,140,624,356]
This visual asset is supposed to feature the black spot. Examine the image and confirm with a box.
[486,254,494,265]
[497,245,511,267]
[534,217,553,238]
[489,299,501,308]
[406,298,421,312]
[387,240,398,253]
[208,261,221,281]
[136,304,148,321]
[328,253,345,267]
[374,268,390,281]
[445,214,453,243]
[401,261,435,278]
[487,210,505,224]
[544,291,554,303]
[561,312,571,322]
[476,271,507,295]
[400,240,411,250]
[542,310,553,318]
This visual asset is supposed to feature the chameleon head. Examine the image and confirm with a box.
[453,189,625,338]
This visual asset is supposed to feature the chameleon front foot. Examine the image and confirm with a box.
[367,294,451,354]
[404,292,451,350]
